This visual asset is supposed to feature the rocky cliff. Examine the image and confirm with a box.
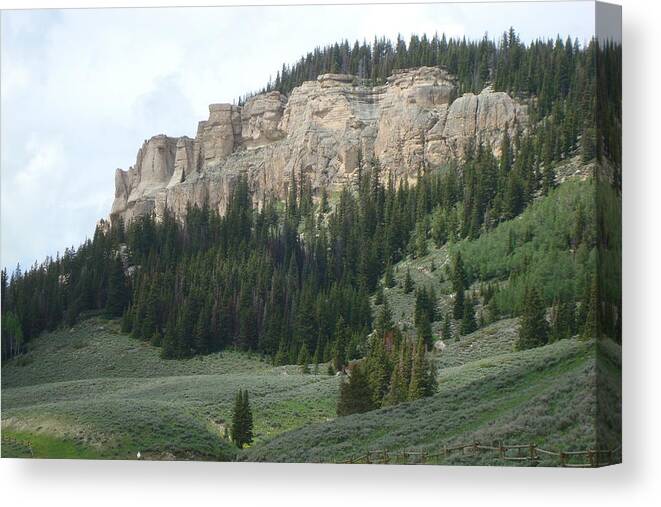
[110,67,527,223]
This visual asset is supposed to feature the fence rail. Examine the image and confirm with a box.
[336,441,621,467]
[0,434,619,467]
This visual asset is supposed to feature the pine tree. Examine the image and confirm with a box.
[384,345,411,405]
[365,336,391,406]
[337,364,376,416]
[120,304,133,333]
[582,275,601,339]
[384,262,396,288]
[581,126,597,162]
[332,317,348,372]
[431,207,447,247]
[273,342,288,366]
[374,300,394,338]
[516,286,549,350]
[460,295,477,335]
[416,313,433,349]
[297,343,310,374]
[403,268,414,294]
[150,330,162,346]
[230,389,254,449]
[105,256,128,317]
[241,390,254,447]
[414,220,428,258]
[312,343,321,374]
[408,338,426,400]
[374,283,385,305]
[160,316,178,359]
[1,311,24,359]
[140,281,159,342]
[550,298,576,341]
[452,252,467,319]
[193,304,210,354]
[441,312,452,342]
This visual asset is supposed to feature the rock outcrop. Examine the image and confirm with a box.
[110,67,527,224]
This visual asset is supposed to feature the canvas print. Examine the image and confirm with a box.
[1,1,621,466]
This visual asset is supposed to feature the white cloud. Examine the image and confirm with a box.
[15,138,65,195]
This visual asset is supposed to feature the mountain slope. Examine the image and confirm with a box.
[1,317,340,459]
[244,337,621,465]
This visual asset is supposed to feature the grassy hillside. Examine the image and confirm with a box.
[2,318,340,459]
[3,316,620,464]
[244,337,621,465]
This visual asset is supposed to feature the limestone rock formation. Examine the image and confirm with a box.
[110,67,527,224]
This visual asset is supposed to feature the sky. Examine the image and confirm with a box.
[0,1,597,271]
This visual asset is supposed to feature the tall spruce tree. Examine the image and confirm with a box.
[105,256,128,317]
[408,338,436,400]
[337,364,376,416]
[460,295,478,335]
[297,343,310,374]
[516,286,550,350]
[230,389,254,449]
[441,312,452,342]
[403,268,414,293]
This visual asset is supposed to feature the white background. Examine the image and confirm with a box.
[1,1,658,506]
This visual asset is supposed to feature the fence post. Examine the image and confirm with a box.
[529,443,537,464]
[587,450,595,468]
[498,441,505,459]
[366,451,371,464]
[383,449,389,464]
[421,450,427,464]
[559,452,566,467]
[443,445,448,459]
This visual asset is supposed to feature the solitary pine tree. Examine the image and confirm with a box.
[241,390,254,447]
[230,390,244,447]
[230,389,254,449]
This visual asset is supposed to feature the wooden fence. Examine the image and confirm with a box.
[337,441,621,467]
[0,434,620,467]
